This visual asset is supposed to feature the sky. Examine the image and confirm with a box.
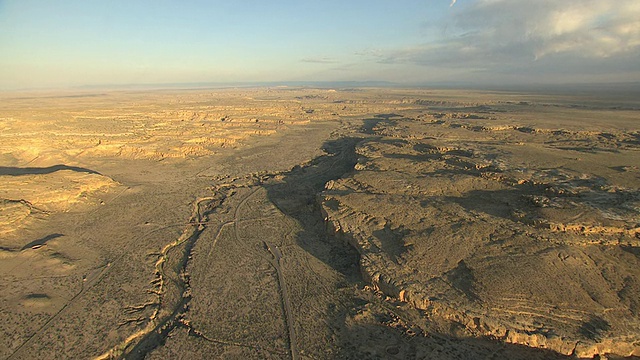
[1,0,639,89]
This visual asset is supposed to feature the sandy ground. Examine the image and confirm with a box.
[0,88,638,359]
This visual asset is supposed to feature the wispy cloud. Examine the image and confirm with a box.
[450,0,457,7]
[300,57,338,64]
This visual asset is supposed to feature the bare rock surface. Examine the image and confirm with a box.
[320,106,640,358]
[0,88,638,359]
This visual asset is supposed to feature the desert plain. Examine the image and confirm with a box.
[0,87,639,359]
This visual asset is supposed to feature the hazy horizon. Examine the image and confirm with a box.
[1,0,639,90]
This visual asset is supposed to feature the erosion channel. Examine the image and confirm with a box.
[2,88,639,359]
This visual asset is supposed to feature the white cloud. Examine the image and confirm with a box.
[373,0,640,83]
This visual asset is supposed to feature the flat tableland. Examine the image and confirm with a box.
[1,88,639,359]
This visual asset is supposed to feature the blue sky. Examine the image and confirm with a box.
[1,0,639,89]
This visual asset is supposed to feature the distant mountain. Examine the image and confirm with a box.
[66,80,640,97]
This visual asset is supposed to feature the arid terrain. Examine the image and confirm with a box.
[0,87,639,359]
